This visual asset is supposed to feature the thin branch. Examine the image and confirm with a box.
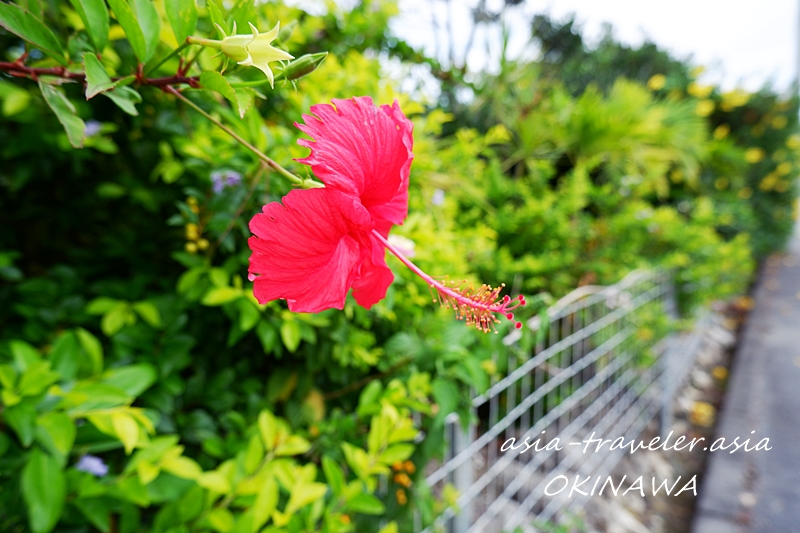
[0,62,201,87]
[165,86,322,189]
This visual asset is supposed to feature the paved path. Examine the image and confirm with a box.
[693,218,800,533]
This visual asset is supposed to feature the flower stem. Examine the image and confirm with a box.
[166,86,323,189]
[186,36,222,50]
[144,42,189,77]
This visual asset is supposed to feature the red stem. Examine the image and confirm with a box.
[0,62,200,87]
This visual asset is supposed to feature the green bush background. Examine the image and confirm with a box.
[0,2,798,532]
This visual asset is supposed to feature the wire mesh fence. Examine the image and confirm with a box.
[417,269,708,533]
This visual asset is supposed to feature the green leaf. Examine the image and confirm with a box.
[165,0,197,45]
[101,302,132,336]
[69,0,109,52]
[38,82,85,149]
[161,455,203,480]
[202,286,241,306]
[18,361,59,396]
[275,435,310,457]
[22,447,66,533]
[208,508,234,533]
[75,328,103,375]
[257,410,277,451]
[237,299,260,332]
[200,71,237,107]
[132,301,161,328]
[104,85,142,116]
[85,296,120,315]
[35,412,76,460]
[83,53,116,99]
[102,364,157,397]
[130,0,160,62]
[49,332,81,381]
[321,456,345,495]
[286,481,327,515]
[379,444,414,465]
[253,476,278,531]
[106,0,147,62]
[346,493,385,515]
[0,3,67,65]
[112,412,139,454]
[198,471,230,494]
[10,340,40,372]
[243,434,264,474]
[5,400,37,446]
[0,363,16,389]
[279,321,301,353]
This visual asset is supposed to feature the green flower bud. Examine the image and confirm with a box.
[279,52,328,82]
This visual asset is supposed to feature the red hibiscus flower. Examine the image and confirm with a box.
[248,96,524,331]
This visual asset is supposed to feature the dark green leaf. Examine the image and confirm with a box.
[106,0,147,62]
[69,0,109,52]
[22,447,66,533]
[0,3,67,65]
[165,0,197,45]
[5,399,37,446]
[38,81,85,149]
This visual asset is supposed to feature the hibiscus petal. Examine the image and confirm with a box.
[351,231,394,309]
[248,188,373,313]
[295,96,414,226]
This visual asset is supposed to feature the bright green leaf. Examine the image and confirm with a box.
[132,301,161,328]
[275,435,310,457]
[379,444,414,465]
[207,508,234,533]
[85,296,120,315]
[10,340,40,372]
[75,328,103,375]
[279,320,301,353]
[83,53,117,98]
[101,302,131,336]
[106,0,147,62]
[35,412,76,458]
[5,400,37,446]
[112,412,139,454]
[346,492,385,515]
[130,0,160,62]
[165,0,197,45]
[202,286,241,306]
[162,455,203,480]
[102,364,157,397]
[253,476,278,531]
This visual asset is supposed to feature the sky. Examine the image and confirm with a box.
[389,0,799,93]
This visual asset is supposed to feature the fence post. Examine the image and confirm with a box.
[450,415,474,533]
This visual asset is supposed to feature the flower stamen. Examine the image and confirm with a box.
[373,230,524,332]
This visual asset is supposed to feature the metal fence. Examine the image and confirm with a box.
[417,269,708,533]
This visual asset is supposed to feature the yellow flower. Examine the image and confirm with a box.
[689,401,716,427]
[712,124,730,139]
[688,82,712,98]
[759,173,778,191]
[690,65,706,78]
[788,134,800,149]
[711,366,728,380]
[647,74,666,91]
[776,162,792,175]
[695,99,714,117]
[721,89,750,109]
[772,115,788,129]
[745,148,765,163]
[220,23,293,87]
